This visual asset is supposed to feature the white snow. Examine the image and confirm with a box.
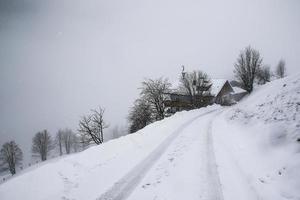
[0,75,299,200]
[232,86,246,93]
[213,74,300,200]
[210,79,227,96]
[0,106,220,200]
[126,110,223,200]
[170,78,229,96]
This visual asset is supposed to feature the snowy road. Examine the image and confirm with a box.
[1,75,299,200]
[98,109,223,200]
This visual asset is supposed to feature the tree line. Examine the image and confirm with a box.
[234,46,286,93]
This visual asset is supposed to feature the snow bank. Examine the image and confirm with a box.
[1,75,299,200]
[0,106,218,200]
[229,74,300,143]
[213,74,300,200]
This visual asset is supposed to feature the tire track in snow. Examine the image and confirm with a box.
[128,110,225,200]
[97,109,219,200]
[206,114,224,200]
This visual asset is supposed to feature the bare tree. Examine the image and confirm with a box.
[0,141,23,175]
[72,134,80,153]
[128,98,153,133]
[61,128,75,154]
[91,107,109,143]
[141,77,171,120]
[55,130,63,156]
[179,70,211,106]
[32,130,54,161]
[78,133,90,150]
[256,65,271,84]
[78,107,109,145]
[78,115,95,144]
[234,46,263,93]
[276,59,286,78]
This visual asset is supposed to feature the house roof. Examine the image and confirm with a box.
[209,79,227,96]
[232,86,247,94]
[170,80,181,90]
[170,78,231,96]
[169,80,187,95]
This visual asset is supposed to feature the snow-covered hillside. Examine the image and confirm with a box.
[213,74,300,200]
[0,107,221,200]
[229,74,300,140]
[0,75,299,200]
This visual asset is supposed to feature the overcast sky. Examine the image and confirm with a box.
[1,0,300,159]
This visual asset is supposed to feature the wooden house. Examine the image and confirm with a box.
[164,79,247,113]
[211,79,235,105]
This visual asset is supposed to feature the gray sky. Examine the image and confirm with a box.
[1,0,300,158]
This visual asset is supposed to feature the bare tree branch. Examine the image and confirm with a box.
[234,46,263,93]
[78,106,109,145]
[140,77,171,120]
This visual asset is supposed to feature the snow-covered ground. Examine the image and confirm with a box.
[126,110,223,200]
[213,74,300,200]
[0,106,221,200]
[0,75,299,200]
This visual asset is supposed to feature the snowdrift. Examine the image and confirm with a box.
[213,74,300,200]
[0,107,218,200]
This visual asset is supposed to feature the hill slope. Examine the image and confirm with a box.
[213,74,300,200]
[0,107,220,200]
[0,74,299,200]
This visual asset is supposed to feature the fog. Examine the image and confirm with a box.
[0,0,300,161]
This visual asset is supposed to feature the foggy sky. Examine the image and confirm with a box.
[1,0,300,160]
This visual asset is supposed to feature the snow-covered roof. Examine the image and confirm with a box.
[232,86,246,94]
[169,78,231,96]
[170,80,181,90]
[169,80,187,95]
[210,79,227,96]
